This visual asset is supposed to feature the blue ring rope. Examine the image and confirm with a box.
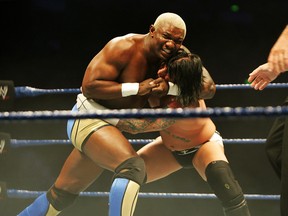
[1,106,288,120]
[215,83,288,90]
[14,83,288,98]
[9,138,266,148]
[15,86,81,98]
[6,189,279,200]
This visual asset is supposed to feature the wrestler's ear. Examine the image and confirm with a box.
[149,25,155,37]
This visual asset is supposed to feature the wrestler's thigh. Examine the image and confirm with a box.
[55,148,104,193]
[83,125,138,171]
[193,141,228,181]
[137,137,182,183]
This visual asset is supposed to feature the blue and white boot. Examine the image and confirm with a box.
[18,193,60,216]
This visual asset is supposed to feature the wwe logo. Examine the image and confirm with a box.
[0,140,5,154]
[0,86,8,100]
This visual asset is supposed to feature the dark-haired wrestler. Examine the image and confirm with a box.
[118,51,251,216]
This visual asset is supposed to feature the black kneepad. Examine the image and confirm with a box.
[205,160,245,209]
[113,156,146,185]
[47,185,78,211]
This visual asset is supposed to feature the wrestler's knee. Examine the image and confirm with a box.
[113,156,147,185]
[47,185,79,211]
[205,161,250,215]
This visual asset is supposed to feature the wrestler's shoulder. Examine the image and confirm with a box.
[109,34,142,48]
[104,34,143,57]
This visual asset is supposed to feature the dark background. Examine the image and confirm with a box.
[1,0,288,215]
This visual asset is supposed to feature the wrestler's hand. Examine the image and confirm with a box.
[248,63,280,90]
[137,78,158,96]
[150,77,169,97]
[157,65,169,81]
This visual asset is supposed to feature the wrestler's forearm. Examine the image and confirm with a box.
[200,80,216,99]
[82,71,123,100]
[116,118,176,134]
[274,25,288,49]
[268,25,288,73]
[199,67,216,99]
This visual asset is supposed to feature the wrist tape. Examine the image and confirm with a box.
[167,82,180,96]
[121,83,139,97]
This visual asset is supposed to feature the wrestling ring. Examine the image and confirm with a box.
[0,81,287,215]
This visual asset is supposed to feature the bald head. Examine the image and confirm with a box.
[154,12,186,38]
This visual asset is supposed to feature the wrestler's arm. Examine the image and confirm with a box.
[81,37,158,100]
[116,118,176,134]
[268,25,288,73]
[248,25,288,90]
[199,67,216,99]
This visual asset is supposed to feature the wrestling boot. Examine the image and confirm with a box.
[17,193,60,216]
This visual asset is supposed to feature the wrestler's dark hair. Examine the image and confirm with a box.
[167,49,203,106]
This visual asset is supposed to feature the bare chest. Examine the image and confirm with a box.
[119,57,160,82]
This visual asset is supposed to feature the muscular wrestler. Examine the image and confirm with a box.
[18,12,187,216]
[118,51,251,216]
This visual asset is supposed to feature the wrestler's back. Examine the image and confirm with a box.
[160,99,216,151]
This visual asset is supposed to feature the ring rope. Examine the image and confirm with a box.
[215,83,288,90]
[14,83,288,98]
[6,189,279,200]
[1,106,288,120]
[9,138,266,148]
[15,86,81,98]
[2,84,282,204]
